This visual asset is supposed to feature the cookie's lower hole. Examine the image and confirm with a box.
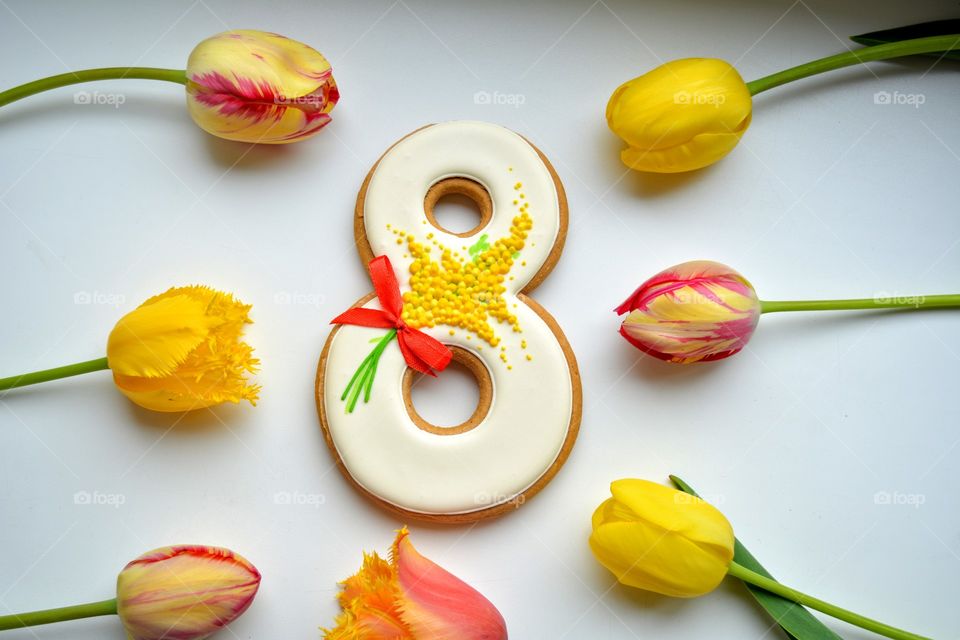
[403,347,492,435]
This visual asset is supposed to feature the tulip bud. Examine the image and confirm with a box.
[325,528,507,639]
[616,260,761,364]
[606,58,752,173]
[116,545,261,640]
[590,479,734,598]
[185,29,339,144]
[106,285,259,411]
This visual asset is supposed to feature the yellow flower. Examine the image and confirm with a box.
[106,285,259,412]
[606,58,752,173]
[589,479,734,597]
[185,29,339,144]
[116,545,261,640]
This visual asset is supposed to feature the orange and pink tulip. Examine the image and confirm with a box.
[325,528,507,639]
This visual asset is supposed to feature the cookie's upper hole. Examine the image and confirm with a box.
[424,177,493,238]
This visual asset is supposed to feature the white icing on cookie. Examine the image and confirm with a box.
[322,121,575,516]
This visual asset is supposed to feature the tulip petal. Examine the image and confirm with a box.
[107,295,220,378]
[609,479,734,553]
[394,530,507,640]
[590,520,731,597]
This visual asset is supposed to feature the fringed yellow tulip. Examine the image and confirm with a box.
[589,479,734,597]
[325,528,507,639]
[606,58,752,173]
[107,285,259,412]
[185,30,339,144]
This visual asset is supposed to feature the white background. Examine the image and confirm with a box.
[1,1,958,638]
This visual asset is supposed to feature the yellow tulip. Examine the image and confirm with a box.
[606,58,752,173]
[185,29,339,144]
[107,285,259,412]
[589,479,734,597]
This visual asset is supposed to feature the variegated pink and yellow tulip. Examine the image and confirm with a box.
[116,545,261,640]
[0,29,339,145]
[616,260,960,364]
[0,544,260,637]
[616,260,761,364]
[185,30,339,144]
[325,528,507,639]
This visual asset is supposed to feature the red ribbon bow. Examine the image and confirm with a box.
[332,255,453,376]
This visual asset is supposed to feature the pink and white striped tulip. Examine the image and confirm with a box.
[185,30,339,144]
[325,528,507,639]
[615,260,761,364]
[116,545,261,640]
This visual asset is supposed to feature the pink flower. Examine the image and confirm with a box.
[325,528,507,639]
[616,260,761,364]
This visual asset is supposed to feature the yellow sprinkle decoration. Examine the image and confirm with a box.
[400,211,533,349]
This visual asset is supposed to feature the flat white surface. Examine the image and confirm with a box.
[1,1,958,638]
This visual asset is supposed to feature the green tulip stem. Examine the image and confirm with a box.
[0,67,187,109]
[727,563,929,640]
[0,357,110,391]
[759,294,960,314]
[0,597,117,630]
[746,34,960,95]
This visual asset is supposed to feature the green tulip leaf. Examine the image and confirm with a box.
[670,475,843,640]
[851,20,960,61]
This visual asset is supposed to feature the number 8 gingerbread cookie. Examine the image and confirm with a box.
[316,121,582,523]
